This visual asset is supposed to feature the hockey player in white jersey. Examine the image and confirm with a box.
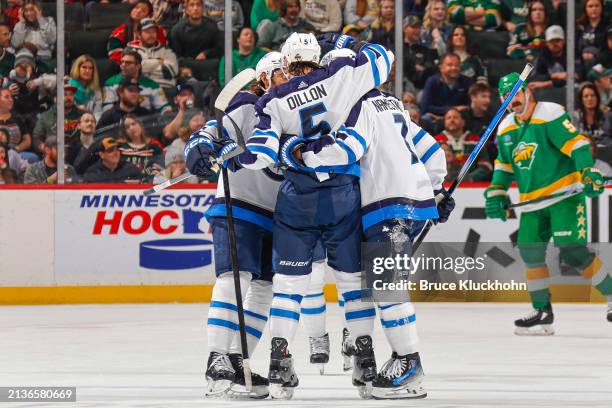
[280,48,454,400]
[184,52,287,399]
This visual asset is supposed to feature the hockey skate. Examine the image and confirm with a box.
[352,335,376,399]
[514,304,555,335]
[268,337,299,400]
[308,333,330,375]
[607,302,612,322]
[227,353,269,399]
[205,352,235,398]
[341,327,355,372]
[372,352,427,399]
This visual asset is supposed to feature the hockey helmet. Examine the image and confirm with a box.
[281,32,321,66]
[498,72,526,99]
[320,48,356,66]
[255,51,283,91]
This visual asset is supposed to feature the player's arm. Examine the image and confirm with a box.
[236,97,281,170]
[484,132,514,220]
[407,117,446,190]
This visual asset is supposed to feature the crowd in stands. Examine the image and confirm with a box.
[0,0,610,185]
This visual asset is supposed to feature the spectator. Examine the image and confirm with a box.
[125,18,178,88]
[343,0,378,29]
[439,141,460,181]
[0,138,27,182]
[153,146,198,184]
[204,0,245,33]
[219,27,266,86]
[594,25,612,68]
[448,0,502,30]
[118,113,163,172]
[68,55,103,116]
[421,0,451,56]
[4,0,23,29]
[435,108,491,181]
[162,82,198,141]
[501,0,529,32]
[150,0,182,26]
[0,87,34,162]
[530,25,575,89]
[170,0,222,60]
[108,0,168,65]
[364,0,395,50]
[405,103,422,126]
[102,50,171,114]
[257,0,315,51]
[577,0,607,57]
[420,53,474,130]
[98,78,152,130]
[11,0,56,60]
[447,25,487,83]
[463,82,493,138]
[251,0,281,33]
[590,137,612,176]
[32,84,84,154]
[402,15,438,90]
[83,137,142,183]
[572,82,611,144]
[587,64,612,109]
[300,0,342,33]
[0,23,15,77]
[67,112,96,167]
[23,137,78,184]
[404,0,427,17]
[507,0,547,61]
[342,24,364,41]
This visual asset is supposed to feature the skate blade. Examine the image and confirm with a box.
[372,386,427,400]
[514,324,554,336]
[316,363,325,375]
[342,355,353,372]
[227,384,269,399]
[356,382,373,399]
[205,379,232,398]
[270,383,295,400]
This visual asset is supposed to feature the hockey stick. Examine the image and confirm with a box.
[142,69,255,196]
[508,177,612,209]
[413,63,533,250]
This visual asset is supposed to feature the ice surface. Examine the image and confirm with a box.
[0,303,610,408]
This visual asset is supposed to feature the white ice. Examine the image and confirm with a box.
[0,303,611,408]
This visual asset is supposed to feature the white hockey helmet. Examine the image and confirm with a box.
[281,32,321,66]
[320,48,356,67]
[255,51,283,91]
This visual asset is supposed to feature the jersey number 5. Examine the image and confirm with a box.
[393,114,419,164]
[300,103,332,139]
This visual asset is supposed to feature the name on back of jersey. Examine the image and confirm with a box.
[286,84,328,110]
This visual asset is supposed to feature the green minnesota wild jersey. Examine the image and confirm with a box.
[493,102,591,211]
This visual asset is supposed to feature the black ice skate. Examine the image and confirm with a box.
[607,302,612,322]
[227,353,269,399]
[352,335,377,399]
[514,304,555,335]
[372,352,427,399]
[268,337,298,400]
[308,333,330,375]
[341,327,355,372]
[205,352,235,398]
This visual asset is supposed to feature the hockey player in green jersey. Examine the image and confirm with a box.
[484,72,612,335]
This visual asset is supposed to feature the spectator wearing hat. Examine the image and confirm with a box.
[448,0,502,30]
[162,82,198,141]
[403,15,438,90]
[32,84,84,154]
[506,0,547,61]
[125,18,179,88]
[97,78,152,130]
[102,50,171,114]
[218,27,266,86]
[0,87,35,163]
[170,0,222,60]
[587,64,612,108]
[11,0,56,60]
[204,0,245,33]
[83,137,142,183]
[23,137,78,184]
[67,112,97,167]
[257,0,315,51]
[343,0,378,29]
[530,25,580,90]
[300,0,342,33]
[152,145,198,184]
[0,23,15,77]
[421,0,451,56]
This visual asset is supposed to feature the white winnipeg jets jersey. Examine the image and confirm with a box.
[203,91,283,231]
[239,44,395,177]
[302,90,445,230]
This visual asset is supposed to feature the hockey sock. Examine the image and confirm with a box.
[525,266,551,309]
[377,302,419,355]
[301,261,327,338]
[334,270,375,339]
[207,271,252,354]
[269,273,311,346]
[229,279,272,356]
[584,257,612,297]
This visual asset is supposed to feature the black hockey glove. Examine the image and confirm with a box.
[434,188,455,224]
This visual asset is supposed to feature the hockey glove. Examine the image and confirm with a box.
[184,130,237,178]
[484,186,511,221]
[581,167,605,198]
[316,33,356,56]
[279,134,306,170]
[434,188,455,223]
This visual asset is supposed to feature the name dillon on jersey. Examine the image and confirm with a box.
[286,84,328,110]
